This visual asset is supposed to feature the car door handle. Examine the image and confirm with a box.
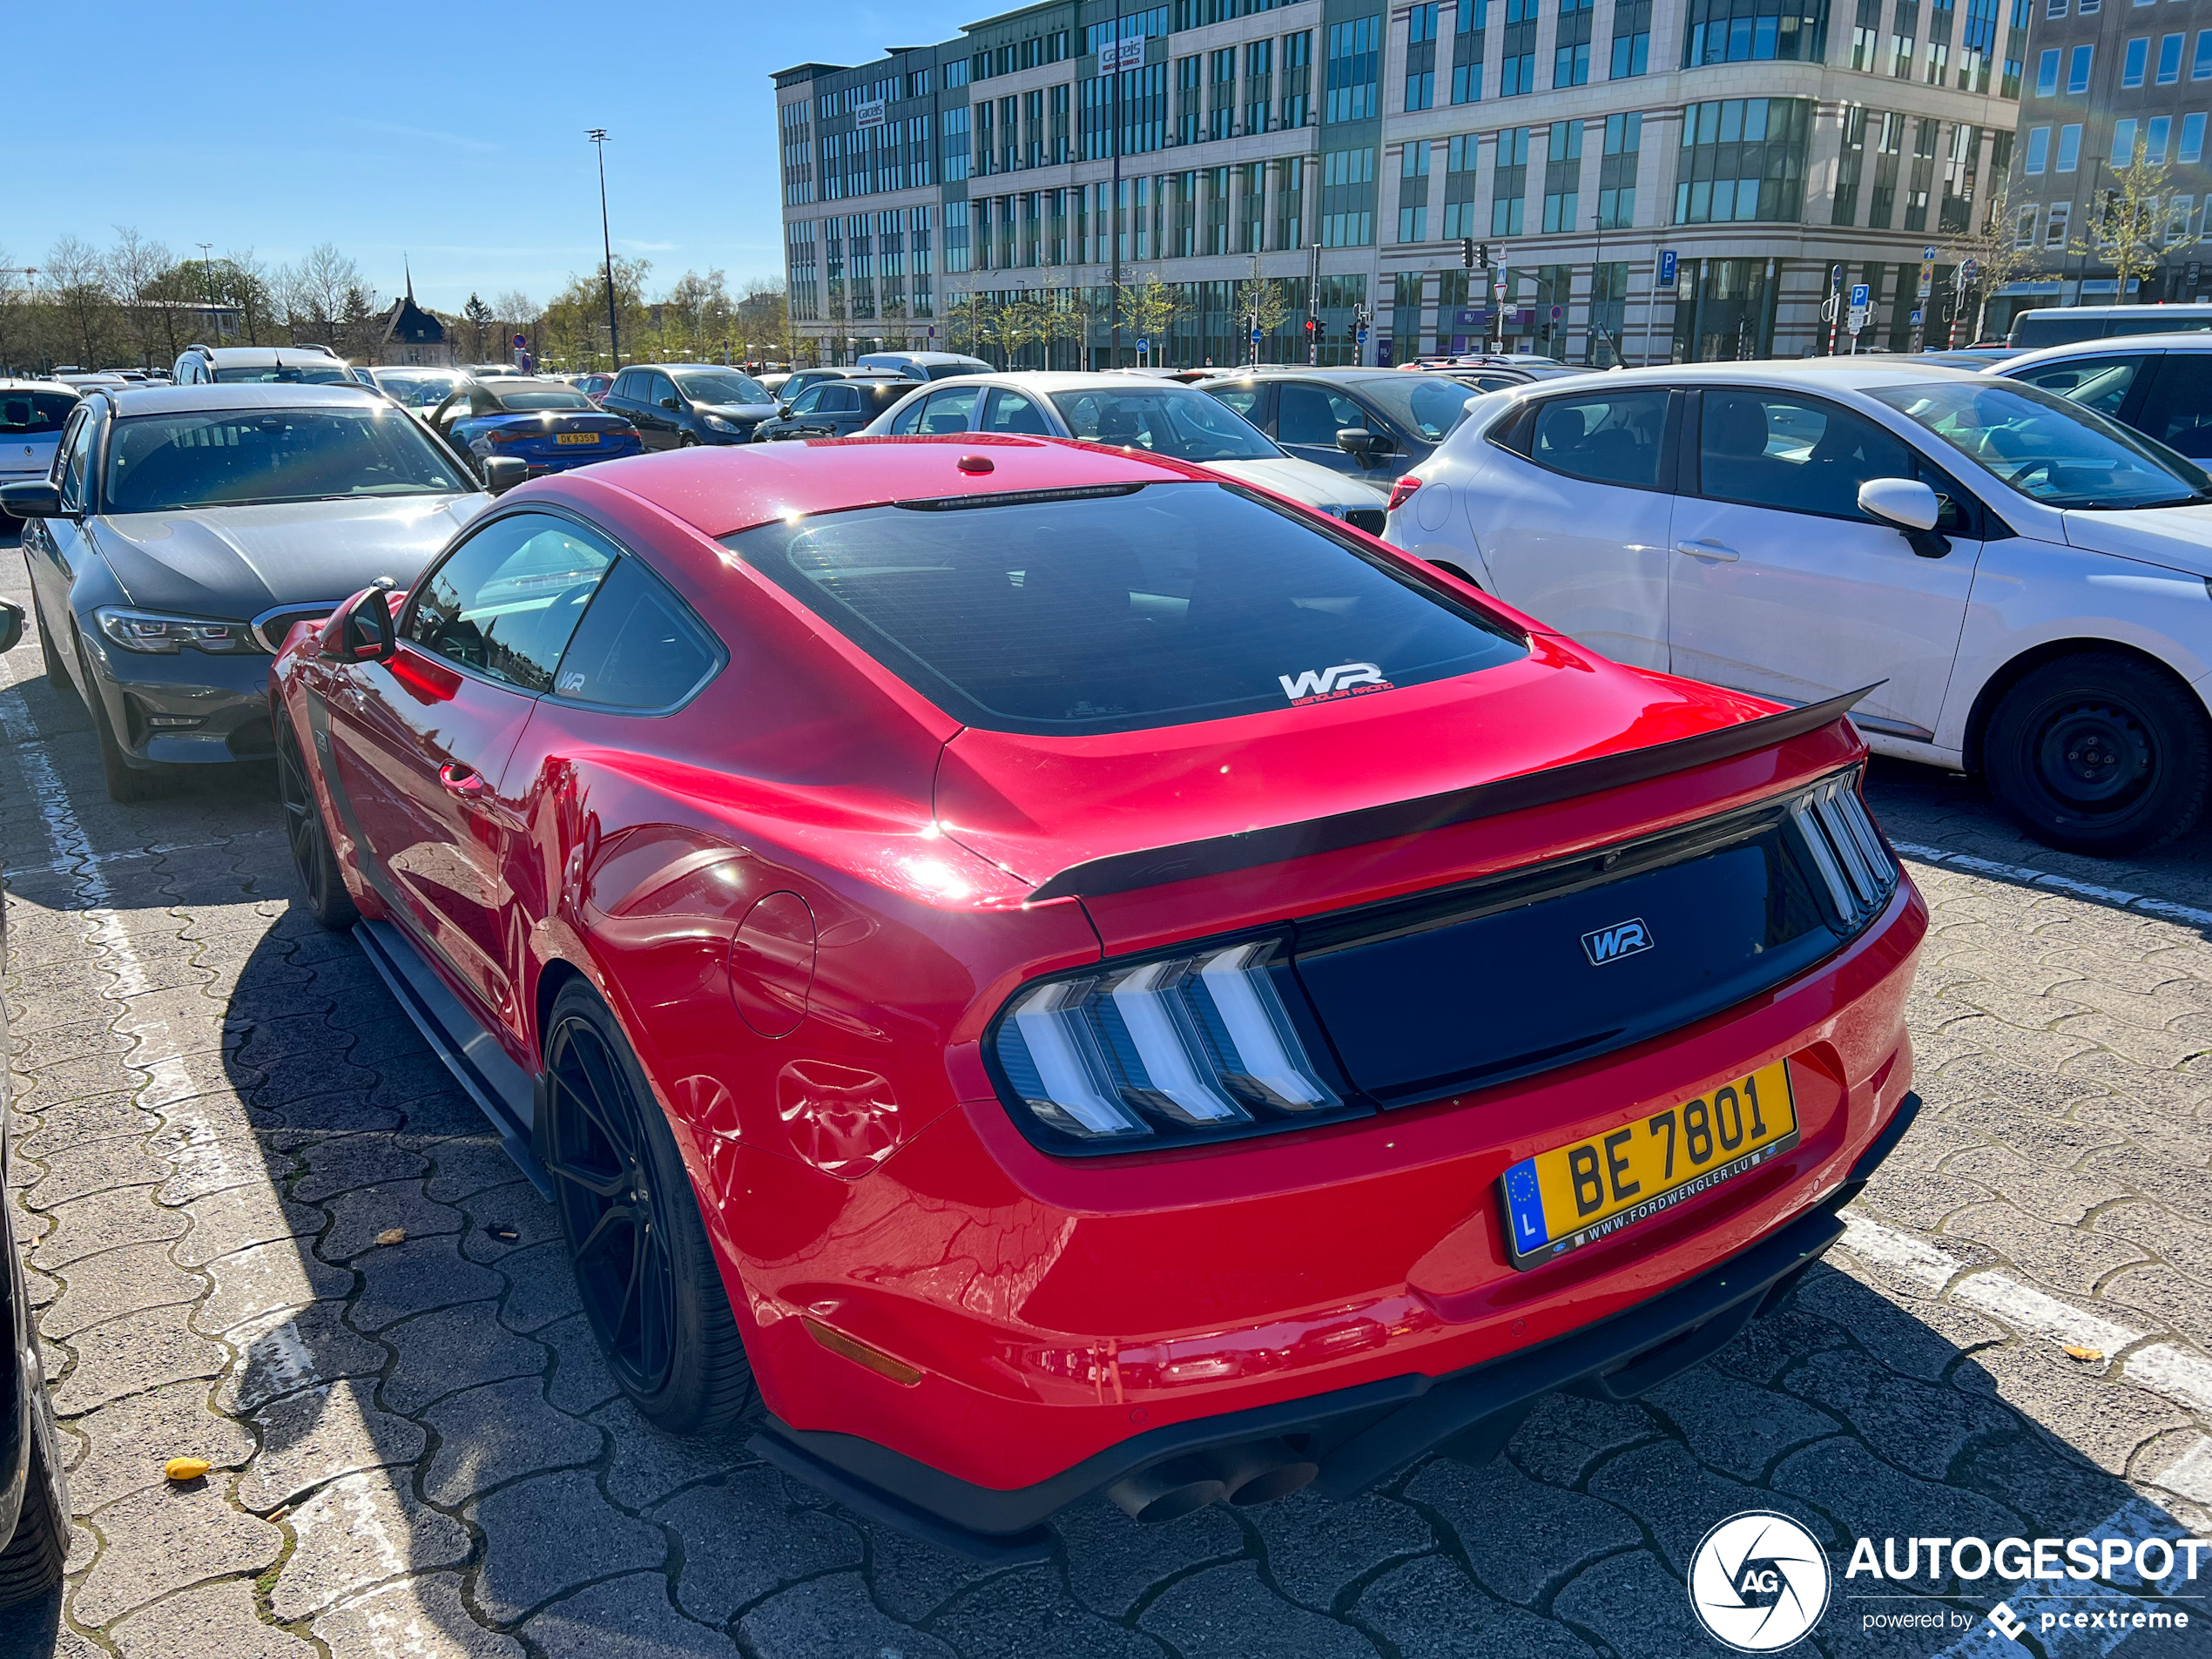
[438,763,485,799]
[1676,540,1741,561]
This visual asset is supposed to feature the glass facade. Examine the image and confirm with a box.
[1683,0,1829,65]
[1674,98,1812,224]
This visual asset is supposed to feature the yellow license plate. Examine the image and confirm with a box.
[555,432,600,445]
[1498,1060,1799,1270]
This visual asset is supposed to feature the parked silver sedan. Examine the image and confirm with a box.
[860,371,1393,531]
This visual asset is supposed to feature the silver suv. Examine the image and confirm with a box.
[173,342,355,385]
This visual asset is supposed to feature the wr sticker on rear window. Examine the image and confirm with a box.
[1278,663,1392,705]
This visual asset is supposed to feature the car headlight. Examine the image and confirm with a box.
[94,606,258,655]
[988,934,1360,1152]
[705,415,740,434]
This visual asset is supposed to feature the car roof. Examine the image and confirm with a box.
[0,379,78,395]
[526,432,1215,539]
[1193,367,1415,386]
[1489,360,1983,395]
[889,370,1215,395]
[90,383,395,416]
[186,346,342,366]
[1999,332,2212,369]
[858,351,988,364]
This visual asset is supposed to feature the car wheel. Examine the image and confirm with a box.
[678,434,698,448]
[79,643,162,804]
[29,589,70,694]
[0,1389,68,1608]
[277,713,359,930]
[1984,651,2210,856]
[1429,559,1482,590]
[541,981,760,1434]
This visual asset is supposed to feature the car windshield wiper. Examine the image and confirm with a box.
[2070,490,2212,511]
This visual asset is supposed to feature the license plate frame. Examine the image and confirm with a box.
[554,431,601,446]
[1497,1059,1799,1271]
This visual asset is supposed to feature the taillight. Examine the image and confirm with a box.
[488,428,526,444]
[989,936,1358,1151]
[1386,475,1421,514]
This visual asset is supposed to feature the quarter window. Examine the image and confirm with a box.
[404,512,617,693]
[550,557,723,710]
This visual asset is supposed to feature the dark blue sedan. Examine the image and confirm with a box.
[428,378,642,478]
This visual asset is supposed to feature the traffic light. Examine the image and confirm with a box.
[1460,238,1475,270]
[1478,242,1491,270]
[1305,317,1317,332]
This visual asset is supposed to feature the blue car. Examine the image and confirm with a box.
[428,377,643,478]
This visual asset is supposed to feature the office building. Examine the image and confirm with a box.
[772,0,2027,367]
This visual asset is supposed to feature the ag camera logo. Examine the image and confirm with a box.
[1688,1511,1831,1652]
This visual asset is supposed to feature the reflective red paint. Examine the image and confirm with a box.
[272,436,1924,1519]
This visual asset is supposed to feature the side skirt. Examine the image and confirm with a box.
[353,918,551,1199]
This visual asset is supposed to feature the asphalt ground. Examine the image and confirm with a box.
[3,540,2211,1658]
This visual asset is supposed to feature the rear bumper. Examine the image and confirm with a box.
[752,1089,1921,1561]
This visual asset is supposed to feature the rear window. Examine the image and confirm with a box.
[721,482,1526,736]
[926,362,981,380]
[0,392,76,435]
[493,390,594,411]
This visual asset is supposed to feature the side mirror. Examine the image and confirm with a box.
[320,585,396,664]
[658,395,679,410]
[0,481,66,520]
[1858,477,1951,558]
[480,456,528,495]
[1336,427,1393,462]
[0,598,22,655]
[779,400,795,415]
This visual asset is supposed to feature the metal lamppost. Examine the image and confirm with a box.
[588,130,621,369]
[1108,0,1125,368]
[196,243,219,346]
[1588,211,1603,366]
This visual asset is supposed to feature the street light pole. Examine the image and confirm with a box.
[1108,0,1125,369]
[1588,210,1603,366]
[588,130,621,370]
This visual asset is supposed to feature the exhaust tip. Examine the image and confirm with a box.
[1104,1456,1228,1525]
[1207,1439,1319,1507]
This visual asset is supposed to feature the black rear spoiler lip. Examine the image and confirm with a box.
[1023,684,1878,904]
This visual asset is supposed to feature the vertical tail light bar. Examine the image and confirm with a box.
[1788,772,1898,927]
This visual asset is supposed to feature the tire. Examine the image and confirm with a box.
[28,589,69,694]
[79,644,161,804]
[678,434,698,448]
[541,981,759,1433]
[0,1392,69,1609]
[277,712,359,930]
[1984,651,2211,856]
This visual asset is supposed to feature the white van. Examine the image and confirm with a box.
[853,350,992,382]
[2006,304,2212,351]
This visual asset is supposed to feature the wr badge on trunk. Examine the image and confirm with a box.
[1581,918,1654,966]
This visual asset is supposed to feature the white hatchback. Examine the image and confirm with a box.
[1384,360,2212,855]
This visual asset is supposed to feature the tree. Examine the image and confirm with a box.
[221,249,273,345]
[44,235,117,367]
[1113,271,1186,364]
[1238,255,1293,363]
[458,293,495,362]
[280,244,368,350]
[2072,136,2198,305]
[106,228,179,368]
[1939,181,2038,344]
[0,253,27,374]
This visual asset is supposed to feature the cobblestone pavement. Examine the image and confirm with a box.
[4,544,2212,1658]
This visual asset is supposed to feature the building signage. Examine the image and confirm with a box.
[1657,249,1677,285]
[854,98,887,129]
[1101,36,1146,71]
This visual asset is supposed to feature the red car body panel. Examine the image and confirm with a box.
[272,435,1924,1523]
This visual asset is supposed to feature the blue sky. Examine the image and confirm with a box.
[16,2,980,313]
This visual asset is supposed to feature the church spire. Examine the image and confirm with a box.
[404,254,415,304]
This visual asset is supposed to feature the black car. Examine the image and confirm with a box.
[752,375,913,441]
[1194,368,1481,482]
[0,597,70,1612]
[600,363,781,448]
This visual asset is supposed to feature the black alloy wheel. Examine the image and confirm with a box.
[541,982,759,1433]
[276,716,358,930]
[1985,651,2210,856]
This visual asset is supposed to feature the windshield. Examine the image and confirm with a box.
[493,389,595,412]
[673,371,768,406]
[105,408,475,512]
[1344,375,1480,443]
[0,391,77,435]
[1049,388,1279,461]
[722,481,1524,736]
[212,363,354,384]
[1865,379,2212,510]
[376,373,466,408]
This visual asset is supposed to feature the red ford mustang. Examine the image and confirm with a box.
[270,434,1925,1559]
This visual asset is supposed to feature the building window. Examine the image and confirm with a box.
[1902,115,1938,231]
[1283,30,1313,127]
[1501,0,1539,94]
[2124,37,2148,85]
[2068,44,2094,92]
[1554,0,1594,85]
[1453,0,1488,100]
[1683,0,1831,67]
[1406,3,1440,109]
[2185,111,2209,161]
[2036,47,2060,93]
[1442,133,1482,235]
[1891,0,1917,79]
[2056,123,2082,170]
[1959,0,1999,89]
[941,109,970,183]
[2015,203,2040,246]
[1245,39,1274,133]
[1494,125,1530,233]
[1835,105,1868,222]
[2196,31,2212,78]
[2148,113,2173,162]
[1211,48,1238,139]
[1177,54,1204,145]
[1324,16,1381,123]
[2046,0,2065,12]
[2168,196,2195,242]
[2026,125,2050,172]
[1599,111,1642,226]
[2113,116,2140,164]
[1320,145,1375,245]
[2045,200,2072,246]
[1673,97,1813,223]
[1399,142,1433,241]
[1612,0,1653,74]
[944,200,970,273]
[2158,32,2184,83]
[1541,120,1584,230]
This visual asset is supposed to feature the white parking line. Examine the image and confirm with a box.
[1891,840,2212,930]
[3,831,279,882]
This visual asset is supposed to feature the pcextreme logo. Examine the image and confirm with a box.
[1278,662,1391,705]
[1688,1512,1832,1652]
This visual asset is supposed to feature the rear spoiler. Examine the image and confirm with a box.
[1024,685,1877,904]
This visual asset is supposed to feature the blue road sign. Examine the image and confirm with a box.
[1251,328,1262,344]
[1850,283,1871,307]
[1137,338,1150,350]
[1657,249,1678,284]
[1909,309,1924,326]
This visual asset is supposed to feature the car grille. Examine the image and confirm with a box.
[249,603,341,654]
